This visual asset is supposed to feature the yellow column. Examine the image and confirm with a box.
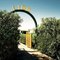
[22,5,26,10]
[27,7,31,12]
[26,32,32,48]
[18,5,20,9]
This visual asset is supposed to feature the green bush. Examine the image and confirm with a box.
[0,10,20,60]
[47,41,60,60]
[32,33,37,48]
[34,17,60,60]
[19,34,26,44]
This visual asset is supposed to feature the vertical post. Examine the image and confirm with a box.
[26,32,32,48]
[18,5,20,9]
[22,5,26,10]
[12,6,16,10]
[27,7,31,12]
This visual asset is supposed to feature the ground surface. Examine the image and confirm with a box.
[18,43,53,60]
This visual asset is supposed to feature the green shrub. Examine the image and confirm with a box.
[34,17,60,60]
[19,34,26,44]
[0,10,20,60]
[32,33,37,48]
[47,41,60,60]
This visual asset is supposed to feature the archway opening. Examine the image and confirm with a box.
[9,9,38,48]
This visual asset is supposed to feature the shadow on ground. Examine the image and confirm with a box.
[17,50,39,60]
[6,50,39,60]
[5,49,52,60]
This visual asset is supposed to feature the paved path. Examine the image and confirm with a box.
[18,43,53,60]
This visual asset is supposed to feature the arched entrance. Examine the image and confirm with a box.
[9,9,37,30]
[9,9,38,48]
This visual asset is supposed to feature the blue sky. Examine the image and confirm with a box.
[0,0,60,30]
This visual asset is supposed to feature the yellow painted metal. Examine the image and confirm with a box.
[27,7,31,12]
[12,5,31,12]
[22,5,26,10]
[26,32,32,48]
[18,5,20,9]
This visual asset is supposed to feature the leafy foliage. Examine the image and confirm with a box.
[32,33,37,48]
[34,17,60,60]
[0,10,20,60]
[19,34,26,44]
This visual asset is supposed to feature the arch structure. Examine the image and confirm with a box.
[9,9,38,33]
